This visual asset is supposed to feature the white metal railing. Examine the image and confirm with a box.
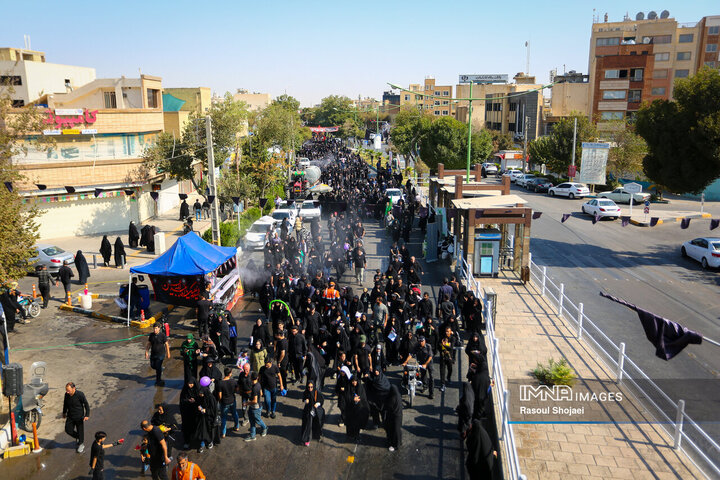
[458,255,525,480]
[528,257,720,479]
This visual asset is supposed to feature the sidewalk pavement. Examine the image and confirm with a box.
[622,208,712,227]
[485,272,704,479]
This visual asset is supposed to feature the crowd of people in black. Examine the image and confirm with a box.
[136,139,498,478]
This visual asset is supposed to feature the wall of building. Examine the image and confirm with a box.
[163,87,212,113]
[35,195,140,239]
[550,82,590,117]
[163,111,191,137]
[233,92,271,112]
[0,60,96,104]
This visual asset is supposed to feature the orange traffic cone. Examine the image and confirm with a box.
[67,292,72,305]
[140,310,145,322]
[32,284,36,299]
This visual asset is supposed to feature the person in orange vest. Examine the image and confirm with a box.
[171,452,205,480]
[322,281,340,309]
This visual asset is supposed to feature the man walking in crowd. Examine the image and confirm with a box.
[141,419,172,480]
[36,264,56,308]
[63,382,90,453]
[146,323,170,386]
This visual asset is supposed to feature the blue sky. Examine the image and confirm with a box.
[2,1,717,106]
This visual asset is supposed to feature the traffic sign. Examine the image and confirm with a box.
[644,206,649,214]
[624,182,642,194]
[644,200,650,207]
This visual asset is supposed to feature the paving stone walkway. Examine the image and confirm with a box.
[484,273,705,480]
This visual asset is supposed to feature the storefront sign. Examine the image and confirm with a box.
[459,74,508,84]
[44,108,98,129]
[42,129,62,135]
[81,128,98,135]
[309,126,339,132]
[54,108,84,116]
[62,129,81,135]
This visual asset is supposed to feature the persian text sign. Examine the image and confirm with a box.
[577,142,610,185]
[44,108,98,129]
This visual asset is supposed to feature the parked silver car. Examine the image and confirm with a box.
[29,244,75,272]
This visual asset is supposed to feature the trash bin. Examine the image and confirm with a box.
[473,228,501,277]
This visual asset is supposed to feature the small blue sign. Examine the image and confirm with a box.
[644,200,650,207]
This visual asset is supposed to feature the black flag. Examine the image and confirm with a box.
[3,182,12,193]
[124,189,134,196]
[179,193,188,200]
[711,219,720,231]
[680,218,690,229]
[650,217,659,227]
[231,196,240,206]
[600,292,703,360]
[561,214,570,223]
[207,195,215,204]
[259,198,268,208]
[35,184,47,190]
[532,212,542,220]
[592,213,599,225]
[621,216,630,227]
[475,210,484,219]
[65,186,76,194]
[94,188,103,198]
[150,192,159,201]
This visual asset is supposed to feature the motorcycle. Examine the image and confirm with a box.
[18,295,41,319]
[439,235,455,261]
[15,361,49,431]
[403,359,424,407]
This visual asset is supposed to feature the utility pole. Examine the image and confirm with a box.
[466,81,474,182]
[570,117,578,181]
[523,114,529,172]
[205,116,221,245]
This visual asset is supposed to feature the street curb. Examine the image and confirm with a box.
[58,304,175,329]
[629,218,663,227]
[672,213,712,222]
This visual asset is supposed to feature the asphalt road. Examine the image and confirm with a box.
[515,183,720,435]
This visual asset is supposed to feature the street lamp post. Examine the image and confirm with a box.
[466,82,474,182]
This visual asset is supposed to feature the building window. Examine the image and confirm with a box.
[628,90,642,102]
[655,52,670,61]
[653,35,672,44]
[434,111,439,116]
[103,91,117,108]
[602,90,626,100]
[485,101,492,110]
[415,95,421,101]
[508,123,516,131]
[651,87,666,95]
[596,37,620,46]
[442,100,449,105]
[604,69,628,79]
[509,103,517,111]
[630,68,643,81]
[600,112,624,120]
[674,69,689,78]
[147,88,159,108]
[653,69,668,79]
[434,100,440,106]
[706,61,717,68]
[678,34,694,43]
[404,95,410,101]
[443,91,449,96]
[0,75,22,86]
[676,52,691,61]
[707,44,718,52]
[709,26,720,35]
[11,99,24,107]
[442,110,448,115]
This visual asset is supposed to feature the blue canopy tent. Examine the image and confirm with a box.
[127,233,241,323]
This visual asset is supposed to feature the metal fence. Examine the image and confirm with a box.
[457,255,525,480]
[528,256,720,479]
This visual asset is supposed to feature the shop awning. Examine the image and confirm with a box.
[130,232,236,276]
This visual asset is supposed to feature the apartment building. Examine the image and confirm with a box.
[544,71,590,133]
[455,73,543,141]
[589,12,720,121]
[0,47,96,107]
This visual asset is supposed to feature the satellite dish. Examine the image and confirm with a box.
[660,10,670,19]
[648,11,658,20]
[636,12,644,20]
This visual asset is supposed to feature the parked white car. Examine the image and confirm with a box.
[681,237,720,269]
[244,216,276,250]
[297,200,321,220]
[516,174,537,188]
[271,208,297,226]
[548,182,590,199]
[581,199,621,220]
[503,169,523,182]
[482,162,498,174]
[597,187,651,204]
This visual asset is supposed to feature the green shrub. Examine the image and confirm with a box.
[201,221,240,247]
[531,358,576,386]
[244,207,261,222]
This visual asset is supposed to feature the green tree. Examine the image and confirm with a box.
[254,96,309,152]
[0,82,45,279]
[544,113,597,173]
[312,95,355,127]
[528,136,556,166]
[143,93,249,193]
[417,116,493,170]
[489,130,514,151]
[391,109,432,159]
[604,120,647,179]
[635,67,720,193]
